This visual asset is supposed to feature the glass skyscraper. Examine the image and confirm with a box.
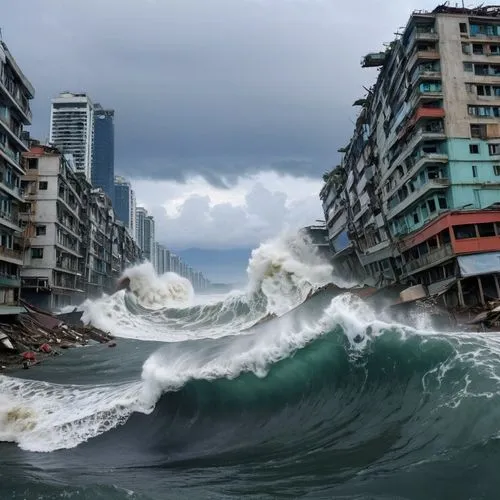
[92,104,114,203]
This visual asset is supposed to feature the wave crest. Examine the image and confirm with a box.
[245,232,335,315]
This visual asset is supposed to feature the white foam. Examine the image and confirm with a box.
[0,376,147,452]
[4,292,500,453]
[246,231,350,316]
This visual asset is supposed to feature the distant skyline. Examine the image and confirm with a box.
[1,0,440,250]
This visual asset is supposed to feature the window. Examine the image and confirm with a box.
[460,22,467,33]
[472,165,478,177]
[470,124,487,139]
[31,248,43,259]
[421,204,429,219]
[438,197,448,209]
[413,212,419,224]
[473,43,484,55]
[27,158,38,170]
[36,225,46,236]
[494,165,500,175]
[428,199,436,213]
[489,143,500,155]
[427,167,440,179]
[463,62,473,72]
[470,144,479,154]
[454,224,476,239]
[477,85,492,96]
[478,223,496,237]
[39,181,48,190]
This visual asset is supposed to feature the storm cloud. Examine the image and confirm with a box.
[2,0,438,186]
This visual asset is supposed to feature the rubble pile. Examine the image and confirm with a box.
[464,301,500,331]
[0,304,113,370]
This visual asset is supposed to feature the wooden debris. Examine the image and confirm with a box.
[0,303,114,370]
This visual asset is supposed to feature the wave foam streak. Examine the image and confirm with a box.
[0,376,146,452]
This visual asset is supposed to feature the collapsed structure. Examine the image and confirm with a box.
[320,4,500,309]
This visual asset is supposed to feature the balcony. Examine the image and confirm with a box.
[412,107,445,122]
[411,31,439,44]
[406,152,448,173]
[0,245,23,265]
[0,275,21,288]
[361,52,387,68]
[454,235,500,254]
[0,114,29,153]
[408,49,440,72]
[0,181,24,202]
[0,143,23,173]
[0,210,20,232]
[403,243,454,275]
[0,76,32,125]
[387,177,450,221]
[389,134,446,182]
[411,69,441,86]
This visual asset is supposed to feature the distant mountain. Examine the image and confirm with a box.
[174,248,253,285]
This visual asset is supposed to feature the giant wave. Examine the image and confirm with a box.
[2,232,500,499]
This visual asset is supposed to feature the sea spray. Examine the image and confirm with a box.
[246,231,342,315]
[122,262,194,309]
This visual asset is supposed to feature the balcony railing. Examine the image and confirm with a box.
[411,69,441,86]
[404,243,454,274]
[0,245,22,261]
[0,75,33,122]
[387,177,450,221]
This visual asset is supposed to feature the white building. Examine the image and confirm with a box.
[155,242,170,274]
[49,92,94,181]
[20,144,86,309]
[0,40,34,306]
[135,206,146,252]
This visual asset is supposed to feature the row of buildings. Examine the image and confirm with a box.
[319,5,500,309]
[0,40,209,310]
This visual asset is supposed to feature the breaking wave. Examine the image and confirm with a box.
[3,231,500,499]
[2,292,500,461]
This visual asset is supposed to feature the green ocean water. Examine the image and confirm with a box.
[2,288,500,500]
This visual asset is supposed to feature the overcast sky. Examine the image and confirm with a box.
[2,0,438,250]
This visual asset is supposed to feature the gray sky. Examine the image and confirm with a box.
[2,0,438,249]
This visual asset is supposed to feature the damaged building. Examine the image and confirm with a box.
[320,4,500,307]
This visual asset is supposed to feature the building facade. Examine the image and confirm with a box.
[320,5,500,306]
[49,92,94,180]
[144,214,155,267]
[85,188,114,297]
[135,206,155,265]
[0,41,34,306]
[155,242,170,275]
[20,145,86,309]
[135,206,146,252]
[114,175,136,238]
[92,104,114,203]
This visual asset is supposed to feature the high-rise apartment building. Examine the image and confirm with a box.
[144,215,155,267]
[92,104,114,203]
[114,176,136,238]
[0,40,34,306]
[321,5,500,307]
[155,242,170,275]
[135,206,146,252]
[20,145,86,309]
[135,206,155,264]
[49,92,94,180]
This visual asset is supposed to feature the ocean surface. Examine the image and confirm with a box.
[2,233,500,499]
